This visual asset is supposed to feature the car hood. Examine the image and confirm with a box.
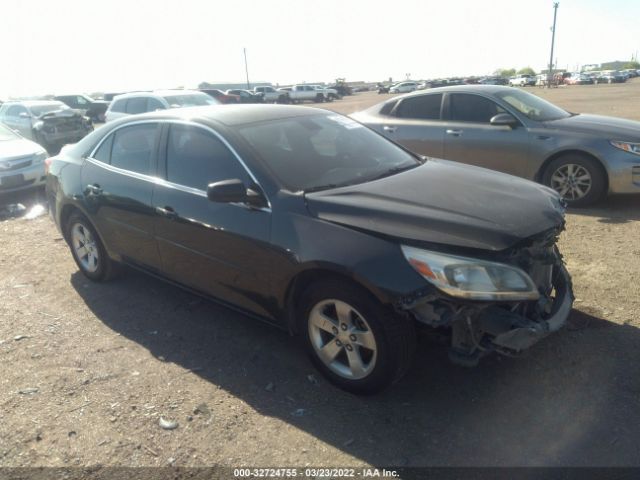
[305,159,565,251]
[39,109,81,120]
[0,138,44,160]
[545,114,640,141]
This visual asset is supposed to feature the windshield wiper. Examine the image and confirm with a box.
[368,163,419,182]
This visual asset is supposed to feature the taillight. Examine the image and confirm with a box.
[44,157,53,174]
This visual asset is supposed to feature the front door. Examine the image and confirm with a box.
[442,93,530,177]
[153,123,272,317]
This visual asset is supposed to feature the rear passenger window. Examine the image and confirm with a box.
[110,99,126,113]
[166,124,245,190]
[396,94,442,120]
[110,124,159,175]
[92,135,113,163]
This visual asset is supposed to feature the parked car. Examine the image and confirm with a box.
[377,83,390,94]
[103,93,124,102]
[54,94,110,122]
[308,85,341,101]
[253,86,290,103]
[478,77,508,85]
[280,85,326,103]
[508,75,536,87]
[46,104,573,393]
[389,82,418,94]
[0,122,48,193]
[351,85,640,206]
[327,83,353,96]
[0,101,93,153]
[595,70,625,84]
[226,89,264,104]
[563,73,593,85]
[200,89,240,104]
[105,90,219,122]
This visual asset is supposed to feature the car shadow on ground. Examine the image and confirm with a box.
[70,269,640,466]
[568,194,640,223]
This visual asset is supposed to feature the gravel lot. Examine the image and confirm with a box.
[1,82,639,469]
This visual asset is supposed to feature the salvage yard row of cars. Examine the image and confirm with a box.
[3,85,640,392]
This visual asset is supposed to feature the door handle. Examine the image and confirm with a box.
[86,183,102,195]
[156,206,178,219]
[382,125,397,133]
[446,129,463,136]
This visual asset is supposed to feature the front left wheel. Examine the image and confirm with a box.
[298,280,415,394]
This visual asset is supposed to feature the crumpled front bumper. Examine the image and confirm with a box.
[487,265,573,352]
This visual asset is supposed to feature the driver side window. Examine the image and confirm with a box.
[449,94,505,123]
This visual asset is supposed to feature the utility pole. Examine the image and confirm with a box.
[547,2,559,88]
[244,48,250,90]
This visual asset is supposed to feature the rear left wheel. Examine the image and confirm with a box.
[66,212,118,281]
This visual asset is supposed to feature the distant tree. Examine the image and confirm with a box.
[494,68,516,78]
[623,61,640,70]
[198,81,214,89]
[517,67,536,76]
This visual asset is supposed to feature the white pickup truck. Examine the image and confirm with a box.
[278,85,326,103]
[253,86,290,103]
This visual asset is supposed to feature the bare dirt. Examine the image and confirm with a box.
[1,82,639,469]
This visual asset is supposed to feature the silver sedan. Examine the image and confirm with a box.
[351,85,640,206]
[0,123,48,193]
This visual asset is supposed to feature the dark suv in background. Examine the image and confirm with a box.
[54,94,110,122]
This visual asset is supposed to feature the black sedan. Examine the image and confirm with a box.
[46,105,573,393]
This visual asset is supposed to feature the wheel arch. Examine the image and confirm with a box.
[59,203,111,258]
[283,267,389,335]
[535,149,609,190]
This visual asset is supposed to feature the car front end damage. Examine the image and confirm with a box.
[397,226,573,365]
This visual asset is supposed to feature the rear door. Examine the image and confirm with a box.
[376,93,445,158]
[152,122,272,317]
[442,93,530,177]
[81,122,162,270]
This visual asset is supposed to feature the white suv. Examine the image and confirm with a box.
[105,90,219,122]
[389,82,418,94]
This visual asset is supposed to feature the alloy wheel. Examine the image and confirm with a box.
[308,299,377,380]
[71,223,99,273]
[549,163,592,201]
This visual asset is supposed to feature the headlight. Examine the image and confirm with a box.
[610,140,640,156]
[401,246,539,301]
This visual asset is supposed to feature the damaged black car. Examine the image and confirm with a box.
[46,105,573,394]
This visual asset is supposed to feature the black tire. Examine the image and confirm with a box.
[315,93,324,103]
[66,212,119,281]
[298,279,415,394]
[542,153,607,207]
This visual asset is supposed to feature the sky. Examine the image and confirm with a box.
[1,0,639,98]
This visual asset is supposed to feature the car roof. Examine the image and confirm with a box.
[106,104,329,128]
[399,84,517,97]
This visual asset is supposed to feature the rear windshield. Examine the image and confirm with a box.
[162,93,218,107]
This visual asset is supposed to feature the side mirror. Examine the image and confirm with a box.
[206,179,266,209]
[19,112,31,119]
[490,113,519,128]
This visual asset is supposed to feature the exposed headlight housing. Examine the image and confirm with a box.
[401,246,540,301]
[610,140,640,156]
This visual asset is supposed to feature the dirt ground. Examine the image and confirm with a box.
[1,82,640,469]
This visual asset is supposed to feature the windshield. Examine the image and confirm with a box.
[29,102,71,117]
[237,114,420,192]
[162,93,219,107]
[495,89,571,122]
[0,123,20,141]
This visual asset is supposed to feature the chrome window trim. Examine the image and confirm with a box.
[86,119,271,212]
